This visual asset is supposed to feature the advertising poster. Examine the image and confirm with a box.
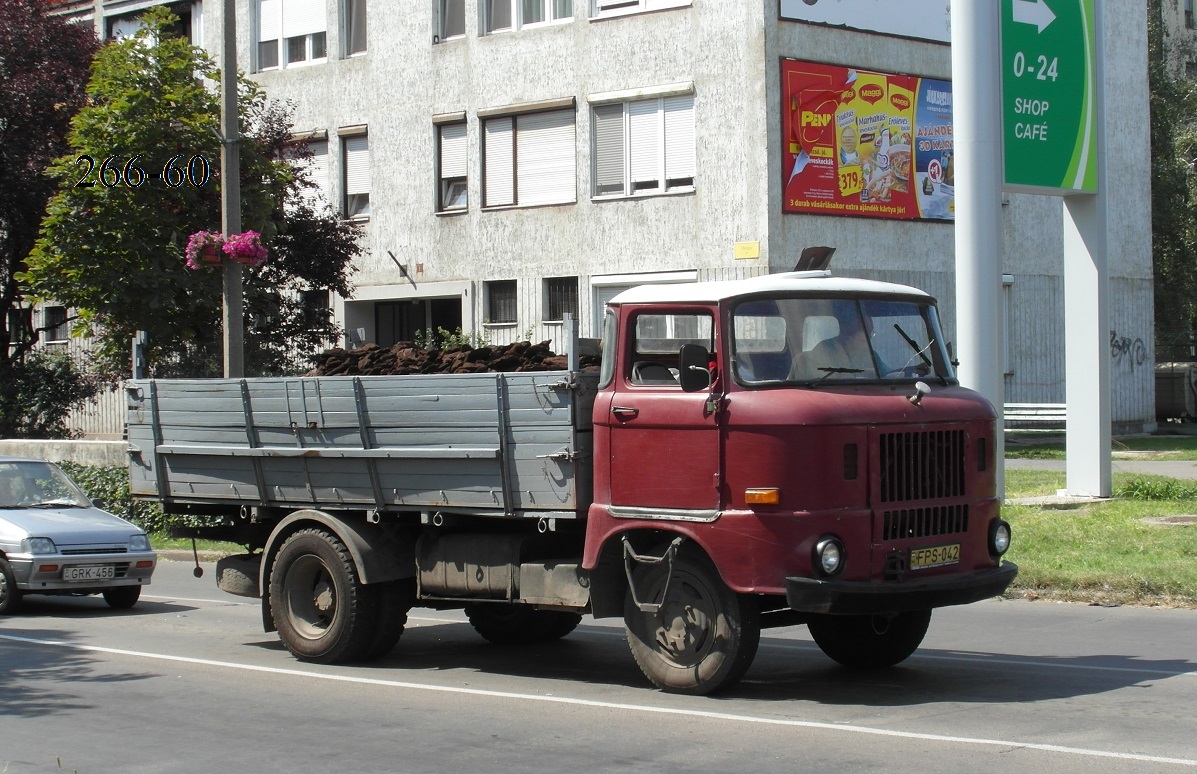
[782,60,955,221]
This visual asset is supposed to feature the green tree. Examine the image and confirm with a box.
[22,7,359,379]
[0,0,99,437]
[1149,0,1197,360]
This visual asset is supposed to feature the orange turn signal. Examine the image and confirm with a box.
[38,564,60,573]
[744,488,780,505]
[135,561,155,569]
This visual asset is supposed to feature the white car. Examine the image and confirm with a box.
[0,456,156,613]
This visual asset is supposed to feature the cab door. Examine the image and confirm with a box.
[605,309,721,517]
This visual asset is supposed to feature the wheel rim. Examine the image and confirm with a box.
[284,554,338,640]
[643,571,720,668]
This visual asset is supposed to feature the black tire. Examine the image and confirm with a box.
[465,603,583,645]
[102,585,142,609]
[0,558,22,615]
[269,528,378,664]
[807,609,932,669]
[623,549,760,695]
[364,578,416,660]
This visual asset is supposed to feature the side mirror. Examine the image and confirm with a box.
[678,343,712,393]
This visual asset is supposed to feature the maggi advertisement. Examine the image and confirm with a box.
[782,60,955,221]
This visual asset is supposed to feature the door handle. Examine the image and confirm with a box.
[612,406,639,419]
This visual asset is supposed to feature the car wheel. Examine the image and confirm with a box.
[102,585,142,609]
[0,558,22,615]
[465,603,583,645]
[807,609,932,668]
[623,549,760,695]
[269,528,378,664]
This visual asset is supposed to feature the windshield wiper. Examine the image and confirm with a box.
[892,324,949,385]
[814,366,864,384]
[29,500,83,508]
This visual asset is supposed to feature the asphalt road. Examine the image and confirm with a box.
[2,560,1196,773]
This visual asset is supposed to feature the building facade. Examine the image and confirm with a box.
[54,0,1155,434]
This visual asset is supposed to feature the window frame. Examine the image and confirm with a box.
[257,0,328,72]
[482,106,577,209]
[437,121,469,212]
[42,306,70,344]
[485,280,518,325]
[341,129,371,220]
[592,0,690,20]
[591,91,695,199]
[543,276,579,323]
[485,0,573,34]
[440,0,466,40]
[343,0,367,56]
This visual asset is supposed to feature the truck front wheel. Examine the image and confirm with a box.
[807,609,932,669]
[623,550,760,695]
[269,528,378,663]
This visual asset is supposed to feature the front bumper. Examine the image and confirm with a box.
[9,550,157,592]
[786,561,1018,615]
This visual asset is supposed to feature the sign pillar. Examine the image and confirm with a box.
[1000,0,1108,496]
[951,0,1006,492]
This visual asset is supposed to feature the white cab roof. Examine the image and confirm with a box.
[608,271,933,305]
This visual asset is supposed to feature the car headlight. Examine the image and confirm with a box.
[989,519,1012,557]
[814,537,846,577]
[22,537,57,555]
[129,534,151,552]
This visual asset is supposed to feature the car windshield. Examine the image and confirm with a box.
[0,461,92,508]
[731,296,956,385]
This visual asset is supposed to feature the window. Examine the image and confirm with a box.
[594,0,690,18]
[438,122,468,211]
[441,0,465,39]
[486,280,518,324]
[344,0,367,55]
[544,277,578,322]
[258,0,327,71]
[342,131,370,219]
[290,138,331,211]
[1188,0,1195,29]
[485,0,572,32]
[301,290,332,331]
[593,93,694,197]
[7,308,31,351]
[43,306,69,343]
[484,108,576,207]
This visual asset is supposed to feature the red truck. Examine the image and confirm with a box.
[128,266,1016,695]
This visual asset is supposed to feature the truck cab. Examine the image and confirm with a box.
[584,269,1016,692]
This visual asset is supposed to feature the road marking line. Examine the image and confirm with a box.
[1,632,1194,767]
[140,604,1197,680]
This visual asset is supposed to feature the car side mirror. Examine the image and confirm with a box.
[678,343,712,393]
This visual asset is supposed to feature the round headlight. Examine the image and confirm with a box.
[815,537,846,576]
[989,519,1012,556]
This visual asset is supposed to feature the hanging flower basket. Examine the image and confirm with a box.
[185,231,225,269]
[222,230,269,268]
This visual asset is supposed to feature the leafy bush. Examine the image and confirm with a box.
[57,461,169,533]
[0,349,103,439]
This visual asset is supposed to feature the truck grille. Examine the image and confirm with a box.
[883,504,969,541]
[878,429,966,503]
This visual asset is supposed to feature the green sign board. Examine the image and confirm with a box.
[1000,0,1097,193]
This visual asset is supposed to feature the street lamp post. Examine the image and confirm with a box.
[220,0,244,378]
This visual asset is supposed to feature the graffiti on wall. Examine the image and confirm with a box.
[1110,330,1148,372]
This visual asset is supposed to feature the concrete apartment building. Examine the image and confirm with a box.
[50,0,1155,435]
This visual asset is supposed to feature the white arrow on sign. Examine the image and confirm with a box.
[1013,0,1056,33]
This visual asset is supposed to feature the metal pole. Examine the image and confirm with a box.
[951,0,1005,494]
[221,0,244,378]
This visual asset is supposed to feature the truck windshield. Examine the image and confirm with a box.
[731,297,955,385]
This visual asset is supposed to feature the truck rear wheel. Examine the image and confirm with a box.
[464,603,583,645]
[623,550,760,695]
[269,528,378,664]
[807,609,932,669]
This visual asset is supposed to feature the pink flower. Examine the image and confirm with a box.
[222,230,269,267]
[184,230,225,269]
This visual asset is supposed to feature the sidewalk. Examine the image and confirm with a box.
[1004,457,1197,480]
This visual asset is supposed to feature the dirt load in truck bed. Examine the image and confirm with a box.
[307,340,601,377]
